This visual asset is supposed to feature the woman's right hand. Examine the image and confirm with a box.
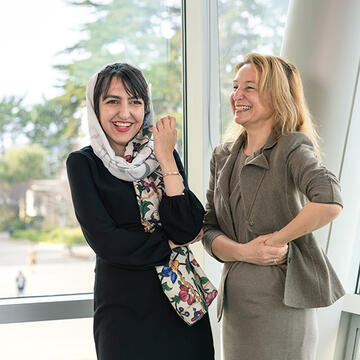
[238,234,288,266]
[152,115,177,165]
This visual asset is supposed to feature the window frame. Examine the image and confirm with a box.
[0,293,93,324]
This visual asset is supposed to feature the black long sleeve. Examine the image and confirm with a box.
[66,147,205,268]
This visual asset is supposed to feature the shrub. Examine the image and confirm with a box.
[12,226,86,246]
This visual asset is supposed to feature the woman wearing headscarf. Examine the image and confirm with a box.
[66,63,214,360]
[202,53,344,360]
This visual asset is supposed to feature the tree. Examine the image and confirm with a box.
[0,96,28,154]
[218,0,289,135]
[0,144,48,184]
[24,97,81,174]
[56,0,182,122]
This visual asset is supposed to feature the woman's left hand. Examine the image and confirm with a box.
[262,232,288,268]
[152,115,177,164]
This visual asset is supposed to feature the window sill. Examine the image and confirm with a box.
[0,293,93,324]
[342,293,360,315]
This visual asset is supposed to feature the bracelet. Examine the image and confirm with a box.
[162,171,180,177]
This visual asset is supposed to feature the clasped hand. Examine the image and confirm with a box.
[241,233,288,267]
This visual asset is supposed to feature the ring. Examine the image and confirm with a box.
[273,259,278,265]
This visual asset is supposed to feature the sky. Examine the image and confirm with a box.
[0,0,96,106]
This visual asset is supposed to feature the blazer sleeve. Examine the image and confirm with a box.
[287,143,343,207]
[66,152,171,268]
[202,149,226,259]
[158,150,205,245]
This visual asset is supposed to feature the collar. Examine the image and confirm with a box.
[227,132,278,170]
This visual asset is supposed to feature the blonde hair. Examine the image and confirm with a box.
[225,52,320,156]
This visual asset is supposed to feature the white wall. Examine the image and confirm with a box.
[281,0,360,358]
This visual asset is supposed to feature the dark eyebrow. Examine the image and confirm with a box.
[103,94,141,101]
[103,95,120,100]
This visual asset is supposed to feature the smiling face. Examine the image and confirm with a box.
[231,63,274,131]
[98,77,145,156]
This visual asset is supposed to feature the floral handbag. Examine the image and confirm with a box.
[156,246,218,325]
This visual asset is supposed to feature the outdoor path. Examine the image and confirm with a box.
[0,233,97,359]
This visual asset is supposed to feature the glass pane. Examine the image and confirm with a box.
[0,0,182,298]
[0,319,96,360]
[217,0,290,140]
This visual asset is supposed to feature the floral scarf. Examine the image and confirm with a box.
[126,132,217,326]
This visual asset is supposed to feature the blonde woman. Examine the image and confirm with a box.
[202,53,344,360]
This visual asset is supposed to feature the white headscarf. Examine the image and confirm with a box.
[86,66,159,181]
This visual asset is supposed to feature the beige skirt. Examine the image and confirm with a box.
[222,262,318,360]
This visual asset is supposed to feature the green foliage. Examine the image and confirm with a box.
[12,226,86,246]
[0,211,23,232]
[56,0,182,123]
[12,228,39,242]
[0,144,48,183]
[0,215,43,233]
[0,96,28,154]
[218,0,289,137]
[26,97,81,173]
[0,93,80,175]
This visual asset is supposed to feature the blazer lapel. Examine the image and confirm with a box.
[216,135,245,200]
[213,135,245,240]
[240,133,278,218]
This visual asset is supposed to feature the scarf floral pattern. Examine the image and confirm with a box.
[128,130,217,326]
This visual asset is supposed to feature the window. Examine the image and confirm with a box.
[0,0,183,300]
[0,2,183,356]
[217,0,289,140]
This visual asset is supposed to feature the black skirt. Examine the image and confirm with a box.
[93,258,214,360]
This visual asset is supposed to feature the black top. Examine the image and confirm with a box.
[66,146,214,360]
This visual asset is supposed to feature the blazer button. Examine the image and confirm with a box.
[249,220,255,226]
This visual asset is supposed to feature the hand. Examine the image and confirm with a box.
[151,115,177,164]
[239,233,288,266]
[168,229,203,249]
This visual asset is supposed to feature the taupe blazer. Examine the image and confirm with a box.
[202,131,345,321]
